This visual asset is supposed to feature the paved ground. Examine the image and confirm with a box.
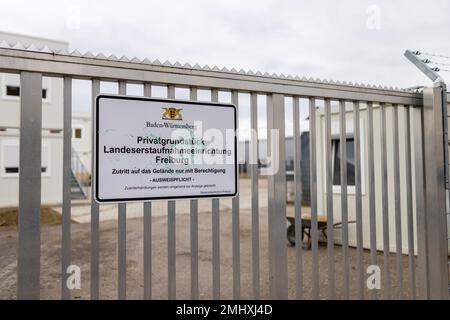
[0,179,416,300]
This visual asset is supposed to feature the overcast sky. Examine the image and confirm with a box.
[1,0,450,139]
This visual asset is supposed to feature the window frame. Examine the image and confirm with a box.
[5,85,20,97]
[331,136,356,194]
[321,116,366,195]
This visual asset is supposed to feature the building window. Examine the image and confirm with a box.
[6,85,20,97]
[5,86,47,99]
[332,137,355,186]
[4,167,19,173]
[1,140,50,177]
[4,167,46,173]
[74,128,82,139]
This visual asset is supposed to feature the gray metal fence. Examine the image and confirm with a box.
[0,44,448,300]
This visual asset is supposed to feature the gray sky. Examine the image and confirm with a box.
[1,0,450,139]
[2,0,450,86]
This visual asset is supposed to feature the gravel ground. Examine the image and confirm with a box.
[0,203,415,300]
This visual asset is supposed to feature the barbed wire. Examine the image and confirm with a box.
[412,51,450,73]
[418,51,450,60]
[428,60,450,67]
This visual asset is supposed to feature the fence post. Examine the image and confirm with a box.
[420,85,449,299]
[266,93,288,299]
[18,72,42,299]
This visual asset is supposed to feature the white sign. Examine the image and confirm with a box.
[94,95,237,203]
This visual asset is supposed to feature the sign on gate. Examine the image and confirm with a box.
[94,95,238,203]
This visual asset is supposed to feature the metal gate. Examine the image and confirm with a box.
[0,44,448,300]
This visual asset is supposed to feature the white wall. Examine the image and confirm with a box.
[0,31,67,207]
[0,74,65,207]
[0,130,63,207]
[0,74,64,128]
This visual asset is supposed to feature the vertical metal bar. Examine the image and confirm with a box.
[324,98,335,299]
[90,79,100,300]
[392,105,403,299]
[354,101,364,300]
[309,97,319,299]
[231,90,241,299]
[143,201,152,299]
[380,103,391,299]
[404,106,416,299]
[168,199,176,299]
[293,96,303,299]
[61,76,72,300]
[212,198,220,299]
[211,88,221,299]
[189,87,199,300]
[118,81,127,300]
[411,107,428,299]
[143,83,152,300]
[422,87,449,299]
[167,84,176,299]
[441,83,449,190]
[250,92,261,299]
[267,93,288,299]
[339,100,350,299]
[367,101,378,300]
[17,72,42,300]
[190,199,199,299]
